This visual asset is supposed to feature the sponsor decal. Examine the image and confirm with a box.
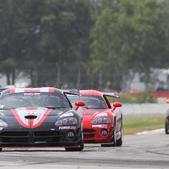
[59,126,77,130]
[92,124,108,128]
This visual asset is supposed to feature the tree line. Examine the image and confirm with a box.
[0,0,169,91]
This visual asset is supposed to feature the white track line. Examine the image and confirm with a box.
[136,128,164,135]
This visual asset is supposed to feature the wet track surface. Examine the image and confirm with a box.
[0,129,169,169]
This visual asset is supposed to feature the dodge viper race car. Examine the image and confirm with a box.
[0,87,85,151]
[68,90,123,146]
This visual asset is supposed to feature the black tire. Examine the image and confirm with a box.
[0,148,2,152]
[65,142,84,151]
[101,119,123,147]
[116,136,122,146]
[116,118,123,147]
[165,120,169,134]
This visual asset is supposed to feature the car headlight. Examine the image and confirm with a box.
[55,117,78,126]
[91,117,112,124]
[0,119,8,128]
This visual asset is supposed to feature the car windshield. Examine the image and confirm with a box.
[68,95,108,109]
[0,92,71,109]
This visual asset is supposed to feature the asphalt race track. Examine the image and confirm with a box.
[0,129,169,169]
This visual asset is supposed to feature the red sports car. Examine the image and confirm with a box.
[68,90,123,146]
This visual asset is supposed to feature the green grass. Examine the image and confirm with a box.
[123,115,164,135]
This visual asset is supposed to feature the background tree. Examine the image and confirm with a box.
[90,0,168,91]
[0,0,168,92]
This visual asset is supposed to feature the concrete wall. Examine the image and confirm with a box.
[122,103,169,116]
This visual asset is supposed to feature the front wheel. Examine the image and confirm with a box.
[116,120,123,147]
[101,129,116,147]
[101,126,123,147]
[165,120,169,134]
[116,135,122,146]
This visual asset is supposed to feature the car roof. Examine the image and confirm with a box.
[80,90,103,97]
[3,87,60,94]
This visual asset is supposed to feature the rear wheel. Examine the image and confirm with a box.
[165,120,169,134]
[0,148,2,152]
[65,142,84,151]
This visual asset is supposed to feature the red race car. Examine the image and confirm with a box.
[68,90,123,146]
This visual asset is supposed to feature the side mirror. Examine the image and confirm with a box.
[112,101,122,108]
[74,100,85,111]
[166,99,169,104]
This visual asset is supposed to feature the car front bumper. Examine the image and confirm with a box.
[0,127,82,147]
[83,127,113,143]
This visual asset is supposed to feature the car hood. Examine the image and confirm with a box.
[81,108,110,126]
[0,107,72,129]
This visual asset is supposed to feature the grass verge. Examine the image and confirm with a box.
[123,115,164,135]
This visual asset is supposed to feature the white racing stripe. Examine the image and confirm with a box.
[15,88,24,93]
[40,87,49,92]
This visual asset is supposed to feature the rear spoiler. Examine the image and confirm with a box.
[61,89,80,95]
[103,92,120,98]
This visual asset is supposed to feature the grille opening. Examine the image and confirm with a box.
[84,134,95,138]
[2,137,29,143]
[33,137,60,143]
[0,131,29,137]
[83,129,95,133]
[33,131,60,137]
